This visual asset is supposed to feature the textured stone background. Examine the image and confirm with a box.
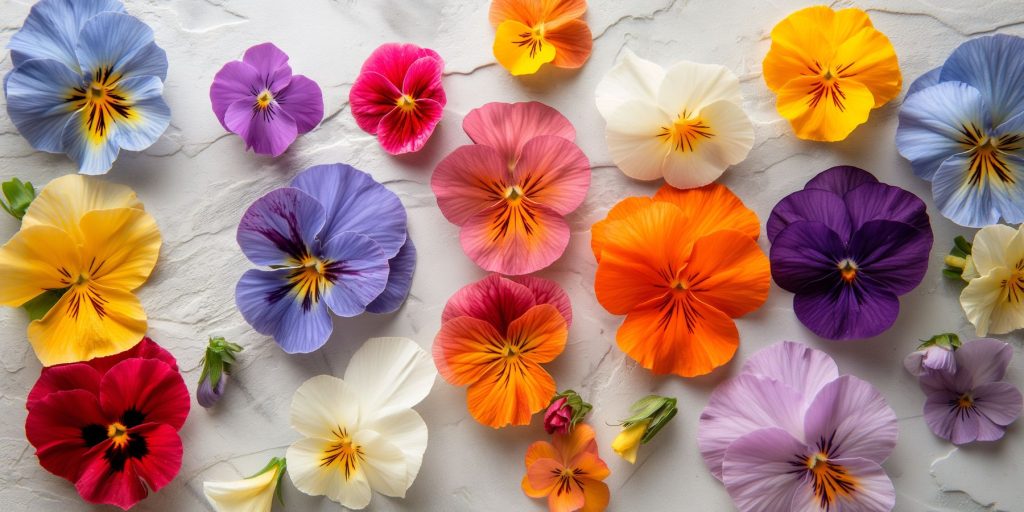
[2,0,1023,510]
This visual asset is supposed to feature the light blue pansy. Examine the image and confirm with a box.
[896,34,1024,227]
[4,0,170,175]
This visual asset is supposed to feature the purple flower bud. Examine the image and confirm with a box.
[544,397,572,435]
[197,373,228,408]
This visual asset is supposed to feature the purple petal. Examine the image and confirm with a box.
[793,281,900,340]
[843,182,932,235]
[224,97,299,156]
[720,427,811,511]
[237,187,325,266]
[849,220,932,296]
[922,346,957,374]
[290,164,408,257]
[235,268,333,353]
[242,42,293,92]
[906,66,943,96]
[816,457,896,511]
[319,232,390,317]
[769,222,845,293]
[197,373,227,408]
[955,338,1014,387]
[210,61,260,129]
[766,189,852,244]
[365,235,417,314]
[940,34,1024,125]
[698,374,805,481]
[804,165,878,196]
[277,74,324,134]
[896,81,989,182]
[803,375,898,464]
[974,381,1024,427]
[740,341,839,405]
[924,388,983,444]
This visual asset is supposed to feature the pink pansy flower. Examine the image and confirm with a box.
[210,43,324,156]
[350,43,446,154]
[698,342,898,512]
[431,102,591,275]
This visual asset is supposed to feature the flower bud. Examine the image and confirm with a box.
[612,395,677,464]
[198,336,243,408]
[543,390,592,435]
[904,333,960,376]
[197,372,228,408]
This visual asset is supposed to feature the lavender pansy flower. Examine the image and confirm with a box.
[903,333,960,377]
[917,338,1023,445]
[699,341,898,512]
[235,164,414,353]
[210,42,324,156]
[768,166,933,340]
[5,0,170,174]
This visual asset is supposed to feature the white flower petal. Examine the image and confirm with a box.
[290,375,361,439]
[657,61,742,116]
[287,437,372,509]
[203,469,278,512]
[661,142,728,190]
[605,99,672,181]
[364,409,428,484]
[971,224,1024,275]
[595,48,665,119]
[343,337,437,418]
[354,429,411,498]
[960,268,1015,336]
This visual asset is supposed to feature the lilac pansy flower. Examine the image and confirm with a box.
[917,338,1023,445]
[235,163,414,353]
[768,166,933,340]
[210,42,324,156]
[699,341,898,512]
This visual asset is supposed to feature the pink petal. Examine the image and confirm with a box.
[515,275,572,327]
[350,71,403,134]
[277,74,323,134]
[803,376,898,464]
[740,341,839,410]
[513,135,590,215]
[720,427,810,512]
[459,201,569,275]
[462,101,575,164]
[224,97,298,156]
[441,274,537,333]
[955,338,1013,387]
[242,42,292,91]
[376,97,443,154]
[209,60,259,130]
[402,56,445,103]
[431,144,509,225]
[359,42,442,86]
[698,374,805,481]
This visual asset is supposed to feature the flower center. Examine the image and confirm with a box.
[107,422,130,448]
[282,254,336,311]
[958,122,1022,187]
[956,393,974,409]
[256,90,274,110]
[659,112,714,153]
[837,259,858,283]
[504,185,525,203]
[513,23,546,58]
[65,66,133,141]
[670,279,689,292]
[803,451,858,507]
[320,428,365,480]
[551,466,584,496]
[396,94,417,112]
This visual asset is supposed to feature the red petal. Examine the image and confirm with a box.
[359,42,442,85]
[129,423,184,495]
[75,449,147,510]
[88,337,179,374]
[350,71,402,134]
[441,274,537,333]
[27,363,102,411]
[376,97,444,154]
[73,424,182,510]
[100,359,190,430]
[402,56,445,103]
[26,389,109,482]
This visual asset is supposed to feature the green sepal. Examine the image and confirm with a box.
[942,268,964,280]
[0,178,36,220]
[953,236,972,255]
[245,456,287,506]
[22,288,67,321]
[199,336,244,388]
[918,333,961,351]
[944,236,974,280]
[619,395,678,445]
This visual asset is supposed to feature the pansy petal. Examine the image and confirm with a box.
[662,100,753,189]
[555,423,598,463]
[459,201,569,275]
[546,18,592,69]
[343,337,436,415]
[684,230,770,318]
[402,56,445,102]
[75,12,161,81]
[60,108,123,175]
[361,408,428,484]
[698,374,806,480]
[775,76,875,142]
[99,358,189,430]
[319,232,390,317]
[79,207,161,291]
[721,427,810,512]
[462,102,575,163]
[973,381,1023,427]
[277,75,324,134]
[658,61,742,115]
[595,48,665,118]
[117,41,169,82]
[906,66,942,96]
[287,437,371,508]
[766,189,853,244]
[924,389,981,444]
[235,268,333,353]
[366,236,417,314]
[350,69,401,134]
[493,19,556,76]
[360,43,441,86]
[848,220,932,296]
[580,479,610,512]
[508,304,568,364]
[843,182,931,234]
[513,135,591,214]
[107,76,170,152]
[0,225,81,307]
[26,389,108,481]
[376,97,444,154]
[590,197,656,262]
[955,338,1013,385]
[432,144,508,225]
[804,375,898,463]
[241,42,292,91]
[27,363,102,411]
[740,341,839,403]
[940,34,1024,125]
[896,81,989,181]
[237,187,325,267]
[970,224,1024,276]
[86,337,178,374]
[440,274,537,331]
[289,375,361,440]
[75,423,182,509]
[804,165,878,195]
[8,0,125,69]
[931,151,1024,227]
[959,268,1021,336]
[794,281,900,340]
[4,58,84,153]
[762,5,847,91]
[23,175,142,242]
[433,316,505,387]
[488,0,545,27]
[769,221,845,294]
[832,24,902,107]
[466,358,555,428]
[352,429,409,498]
[516,275,573,327]
[604,99,673,182]
[527,458,575,505]
[224,97,298,156]
[653,183,761,241]
[290,164,408,257]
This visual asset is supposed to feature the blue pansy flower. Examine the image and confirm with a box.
[5,0,170,174]
[896,35,1024,227]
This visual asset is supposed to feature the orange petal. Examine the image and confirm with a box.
[617,293,739,377]
[433,316,505,386]
[547,474,586,512]
[510,304,568,364]
[522,474,551,499]
[553,423,597,462]
[460,200,569,276]
[570,451,610,481]
[527,458,567,499]
[652,183,760,242]
[489,0,545,27]
[590,197,655,262]
[542,0,587,25]
[580,479,610,512]
[684,230,770,318]
[775,75,875,142]
[546,19,592,69]
[466,358,555,427]
[525,440,559,469]
[594,202,693,314]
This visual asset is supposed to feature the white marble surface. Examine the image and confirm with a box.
[2,0,1023,510]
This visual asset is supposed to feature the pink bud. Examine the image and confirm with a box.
[544,397,572,435]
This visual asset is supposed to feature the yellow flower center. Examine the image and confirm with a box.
[659,112,714,153]
[837,259,858,283]
[107,422,130,448]
[804,451,858,507]
[1001,259,1024,304]
[553,466,584,496]
[256,90,274,110]
[958,122,1021,187]
[396,94,417,112]
[285,254,335,310]
[320,428,364,480]
[513,23,547,59]
[65,66,133,142]
[955,392,975,409]
[504,185,525,203]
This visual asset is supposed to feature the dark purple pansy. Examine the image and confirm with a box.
[235,164,414,353]
[768,166,933,340]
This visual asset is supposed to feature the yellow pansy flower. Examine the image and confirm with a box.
[490,0,593,76]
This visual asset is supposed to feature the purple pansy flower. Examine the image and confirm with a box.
[767,166,934,340]
[699,341,898,512]
[210,42,324,156]
[235,163,415,353]
[917,338,1023,445]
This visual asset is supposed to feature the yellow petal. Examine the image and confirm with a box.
[79,208,161,291]
[611,421,649,464]
[832,26,901,107]
[22,175,142,244]
[763,6,839,91]
[775,76,875,142]
[0,225,81,307]
[493,19,556,76]
[29,282,147,365]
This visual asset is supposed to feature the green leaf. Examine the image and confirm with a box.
[22,289,66,321]
[1,178,36,220]
[942,268,964,280]
[954,235,972,255]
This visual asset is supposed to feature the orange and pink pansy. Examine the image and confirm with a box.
[522,423,610,512]
[490,0,593,76]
